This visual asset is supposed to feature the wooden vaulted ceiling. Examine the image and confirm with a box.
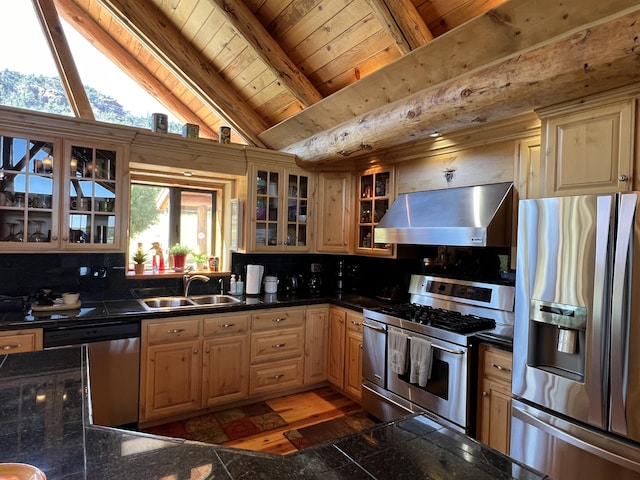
[44,0,640,167]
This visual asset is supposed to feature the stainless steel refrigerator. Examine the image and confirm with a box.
[511,193,640,479]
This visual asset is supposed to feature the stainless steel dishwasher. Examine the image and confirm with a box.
[43,321,141,427]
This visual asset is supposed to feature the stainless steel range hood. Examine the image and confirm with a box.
[375,182,513,247]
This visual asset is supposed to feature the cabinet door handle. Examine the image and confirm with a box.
[272,343,286,348]
[483,391,489,397]
[221,323,235,328]
[359,344,363,349]
[205,348,210,353]
[273,374,284,380]
[193,349,199,354]
[351,321,361,326]
[168,328,186,334]
[1,343,22,351]
[272,318,286,323]
[619,175,629,182]
[491,363,511,373]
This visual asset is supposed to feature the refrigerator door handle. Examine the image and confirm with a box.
[610,193,637,435]
[590,196,613,425]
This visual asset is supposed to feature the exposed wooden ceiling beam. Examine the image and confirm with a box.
[208,0,322,107]
[285,6,640,166]
[366,0,432,54]
[32,0,95,120]
[98,0,268,146]
[54,0,218,139]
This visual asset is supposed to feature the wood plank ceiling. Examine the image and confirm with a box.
[48,0,640,167]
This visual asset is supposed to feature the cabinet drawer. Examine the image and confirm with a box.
[251,308,305,331]
[203,314,249,337]
[249,358,303,396]
[481,346,513,384]
[145,318,200,344]
[0,330,42,354]
[346,312,363,334]
[250,328,304,363]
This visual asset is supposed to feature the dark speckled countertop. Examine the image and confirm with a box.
[0,348,544,479]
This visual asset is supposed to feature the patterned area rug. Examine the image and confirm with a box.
[144,401,288,444]
[283,411,378,450]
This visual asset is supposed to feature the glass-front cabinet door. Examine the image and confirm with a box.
[249,164,312,252]
[356,167,394,256]
[0,134,59,247]
[63,142,120,249]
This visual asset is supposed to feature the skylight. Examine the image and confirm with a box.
[0,2,179,130]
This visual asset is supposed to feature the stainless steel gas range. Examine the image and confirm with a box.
[362,274,515,434]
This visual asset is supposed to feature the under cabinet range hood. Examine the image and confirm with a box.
[375,182,513,247]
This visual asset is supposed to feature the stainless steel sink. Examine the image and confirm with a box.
[139,297,195,310]
[137,294,241,311]
[189,294,241,305]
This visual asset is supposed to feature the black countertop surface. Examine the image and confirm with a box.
[0,348,544,479]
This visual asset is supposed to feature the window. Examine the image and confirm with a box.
[129,183,220,272]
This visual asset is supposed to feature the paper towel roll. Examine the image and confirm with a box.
[246,264,264,295]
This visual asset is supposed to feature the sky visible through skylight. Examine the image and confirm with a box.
[1,2,177,122]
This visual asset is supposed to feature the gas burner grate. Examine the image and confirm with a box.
[379,304,495,333]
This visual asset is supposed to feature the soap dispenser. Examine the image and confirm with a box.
[229,274,236,295]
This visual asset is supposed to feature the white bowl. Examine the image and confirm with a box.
[298,215,307,223]
[62,292,80,305]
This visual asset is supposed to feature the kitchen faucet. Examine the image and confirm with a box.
[183,273,210,296]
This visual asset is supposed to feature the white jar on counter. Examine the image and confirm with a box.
[263,275,279,294]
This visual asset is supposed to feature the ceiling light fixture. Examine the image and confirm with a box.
[429,131,441,138]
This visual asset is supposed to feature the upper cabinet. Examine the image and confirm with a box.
[0,131,127,251]
[247,162,314,252]
[355,167,394,256]
[539,88,638,197]
[317,171,353,253]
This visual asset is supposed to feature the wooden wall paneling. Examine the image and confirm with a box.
[395,140,516,194]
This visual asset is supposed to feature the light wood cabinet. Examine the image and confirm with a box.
[0,130,127,251]
[202,313,249,408]
[140,316,202,422]
[327,306,363,401]
[354,166,394,256]
[247,163,314,252]
[304,306,329,385]
[0,328,42,354]
[540,95,635,197]
[327,307,347,387]
[248,308,305,395]
[477,344,513,455]
[317,171,353,253]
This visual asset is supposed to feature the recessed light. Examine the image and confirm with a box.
[429,131,441,138]
[183,171,193,177]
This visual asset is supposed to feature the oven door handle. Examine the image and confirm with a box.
[431,343,465,355]
[363,321,386,333]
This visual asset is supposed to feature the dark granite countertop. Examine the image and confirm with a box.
[0,348,545,479]
[0,292,389,331]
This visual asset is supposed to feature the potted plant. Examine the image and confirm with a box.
[191,251,209,271]
[132,251,147,274]
[169,243,191,272]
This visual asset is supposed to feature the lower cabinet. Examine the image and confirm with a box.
[139,305,346,425]
[202,313,250,408]
[0,328,43,354]
[140,316,202,422]
[327,306,363,401]
[477,344,513,454]
[249,308,305,396]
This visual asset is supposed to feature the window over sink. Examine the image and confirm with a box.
[129,181,221,274]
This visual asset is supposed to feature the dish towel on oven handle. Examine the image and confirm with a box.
[388,329,409,374]
[410,337,433,387]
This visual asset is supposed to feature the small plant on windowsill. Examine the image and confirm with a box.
[132,251,147,275]
[169,243,191,272]
[191,251,209,271]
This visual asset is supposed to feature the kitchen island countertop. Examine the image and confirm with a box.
[0,348,544,479]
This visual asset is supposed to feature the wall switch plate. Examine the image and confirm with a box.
[91,266,107,279]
